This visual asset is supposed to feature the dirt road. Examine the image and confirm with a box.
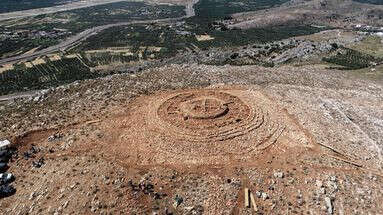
[185,0,199,17]
[0,90,38,104]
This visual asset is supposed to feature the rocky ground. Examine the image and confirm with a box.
[1,0,383,213]
[0,63,382,214]
[192,29,366,66]
[94,29,368,76]
[229,0,383,30]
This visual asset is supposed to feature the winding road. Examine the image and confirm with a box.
[0,0,199,101]
[0,0,199,66]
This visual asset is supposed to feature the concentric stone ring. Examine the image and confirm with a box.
[179,97,229,120]
[155,90,265,142]
[115,88,302,164]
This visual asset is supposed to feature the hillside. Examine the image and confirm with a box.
[0,0,382,214]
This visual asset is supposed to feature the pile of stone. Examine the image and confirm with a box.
[0,139,16,198]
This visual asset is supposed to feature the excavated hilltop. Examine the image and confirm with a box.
[0,64,382,214]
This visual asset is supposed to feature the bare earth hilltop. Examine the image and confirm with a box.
[0,0,383,214]
[0,63,382,214]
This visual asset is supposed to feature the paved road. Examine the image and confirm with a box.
[0,18,180,66]
[0,0,198,66]
[0,0,141,21]
[0,0,199,101]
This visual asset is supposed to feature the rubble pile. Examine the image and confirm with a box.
[0,139,16,198]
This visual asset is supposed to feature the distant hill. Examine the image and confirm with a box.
[354,0,383,5]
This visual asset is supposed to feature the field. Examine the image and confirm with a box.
[349,36,383,58]
[0,51,142,95]
[322,47,382,70]
[0,0,77,13]
[1,57,94,95]
[0,1,185,58]
[194,0,290,18]
[2,1,185,33]
[0,35,60,59]
[0,0,324,96]
[2,0,381,97]
[73,23,321,58]
[0,22,323,95]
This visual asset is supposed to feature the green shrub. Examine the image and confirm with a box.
[322,48,382,70]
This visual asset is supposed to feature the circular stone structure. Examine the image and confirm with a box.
[156,91,264,142]
[112,88,310,165]
[178,96,229,120]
